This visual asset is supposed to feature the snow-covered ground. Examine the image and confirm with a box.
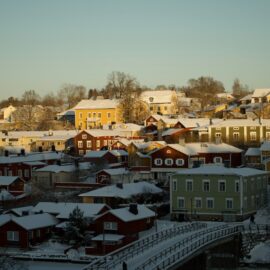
[24,261,85,270]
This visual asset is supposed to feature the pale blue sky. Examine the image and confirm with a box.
[0,0,270,99]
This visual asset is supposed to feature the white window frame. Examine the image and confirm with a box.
[24,169,29,178]
[250,132,257,141]
[165,158,173,166]
[86,140,92,148]
[7,231,19,241]
[78,141,83,148]
[104,222,118,231]
[203,179,210,192]
[206,198,214,209]
[215,132,221,138]
[107,112,111,118]
[154,158,163,166]
[82,134,87,139]
[213,156,223,164]
[195,197,202,208]
[218,180,226,192]
[233,132,240,141]
[178,197,185,209]
[186,179,193,192]
[226,198,233,209]
[176,159,184,166]
[96,140,100,148]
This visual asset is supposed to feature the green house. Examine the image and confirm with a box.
[171,164,268,222]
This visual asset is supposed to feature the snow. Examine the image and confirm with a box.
[245,147,260,156]
[245,240,270,264]
[0,189,15,200]
[73,99,118,109]
[79,181,163,199]
[100,205,156,222]
[5,205,34,216]
[92,234,124,241]
[252,88,270,98]
[25,261,84,270]
[162,128,183,137]
[32,202,108,219]
[174,164,269,177]
[141,90,175,104]
[98,168,129,176]
[260,141,270,151]
[35,162,91,173]
[0,176,21,185]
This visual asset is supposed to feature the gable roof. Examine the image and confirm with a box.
[245,148,261,156]
[34,162,91,173]
[141,90,175,104]
[97,168,130,176]
[73,99,118,110]
[0,176,21,186]
[79,182,163,199]
[252,89,270,98]
[260,141,270,151]
[101,205,155,222]
[32,202,109,219]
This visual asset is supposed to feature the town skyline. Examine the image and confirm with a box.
[1,0,270,99]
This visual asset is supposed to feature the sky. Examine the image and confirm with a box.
[0,0,270,100]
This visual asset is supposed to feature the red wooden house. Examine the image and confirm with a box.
[0,176,25,196]
[0,213,59,249]
[86,204,155,255]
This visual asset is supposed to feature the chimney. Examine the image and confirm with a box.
[116,182,123,189]
[4,150,9,157]
[21,149,25,156]
[38,146,43,152]
[129,203,138,215]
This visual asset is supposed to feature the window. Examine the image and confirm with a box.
[186,179,193,192]
[164,106,167,111]
[214,157,222,164]
[24,169,29,178]
[203,180,210,192]
[172,180,177,191]
[176,159,184,166]
[96,140,100,148]
[233,132,240,141]
[250,126,256,130]
[215,132,221,138]
[8,170,13,176]
[104,222,118,231]
[7,231,19,241]
[78,141,83,148]
[206,198,214,209]
[107,112,111,118]
[195,197,202,208]
[218,180,226,192]
[82,134,87,139]
[86,140,92,148]
[36,230,41,238]
[93,112,96,118]
[18,169,23,178]
[79,112,82,119]
[215,127,221,131]
[157,106,161,111]
[103,140,108,146]
[226,198,233,209]
[233,127,239,130]
[150,106,153,111]
[266,132,270,141]
[98,112,101,118]
[178,197,185,208]
[165,158,173,166]
[154,158,163,166]
[79,150,84,155]
[235,180,239,192]
[88,112,91,118]
[166,149,171,154]
[28,231,33,240]
[250,132,257,141]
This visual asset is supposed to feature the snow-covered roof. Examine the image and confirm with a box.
[13,213,59,230]
[5,206,34,216]
[113,123,143,132]
[0,189,15,200]
[174,164,268,177]
[240,94,252,101]
[103,205,155,222]
[260,141,270,151]
[141,90,175,104]
[113,138,145,147]
[0,176,21,186]
[216,93,235,99]
[245,148,261,156]
[207,119,270,128]
[57,109,75,117]
[84,150,128,159]
[84,129,120,137]
[0,214,12,226]
[162,128,183,137]
[92,234,124,241]
[34,162,91,173]
[0,151,65,164]
[252,89,270,98]
[73,99,118,109]
[32,202,109,219]
[98,168,130,176]
[111,150,128,156]
[79,182,163,199]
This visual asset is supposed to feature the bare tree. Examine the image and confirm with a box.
[58,84,86,109]
[232,78,251,99]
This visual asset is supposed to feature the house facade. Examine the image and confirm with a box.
[170,165,268,222]
[73,99,120,130]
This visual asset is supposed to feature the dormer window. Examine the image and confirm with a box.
[149,97,154,102]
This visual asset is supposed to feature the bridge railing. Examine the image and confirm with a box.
[136,224,242,270]
[82,222,206,270]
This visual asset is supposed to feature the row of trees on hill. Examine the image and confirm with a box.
[0,72,252,128]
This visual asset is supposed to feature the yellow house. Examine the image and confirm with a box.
[74,99,120,130]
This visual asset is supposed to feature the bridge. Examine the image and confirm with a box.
[82,222,244,270]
